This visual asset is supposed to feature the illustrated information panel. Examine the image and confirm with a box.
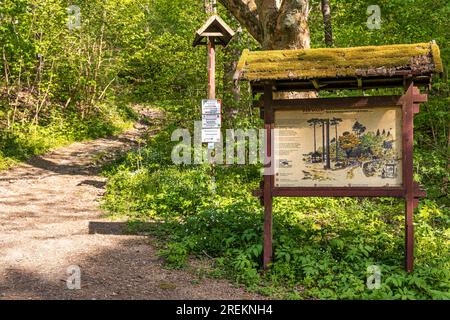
[274,107,403,187]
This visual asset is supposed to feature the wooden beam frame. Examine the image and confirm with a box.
[248,75,433,93]
[258,86,426,273]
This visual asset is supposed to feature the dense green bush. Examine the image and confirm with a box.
[0,1,145,169]
[0,102,132,170]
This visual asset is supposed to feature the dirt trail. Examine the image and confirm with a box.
[0,110,259,300]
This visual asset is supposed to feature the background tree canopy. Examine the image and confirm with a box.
[1,0,449,299]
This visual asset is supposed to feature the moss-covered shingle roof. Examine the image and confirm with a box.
[235,42,443,84]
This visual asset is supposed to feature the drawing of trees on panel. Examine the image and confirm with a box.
[303,117,399,180]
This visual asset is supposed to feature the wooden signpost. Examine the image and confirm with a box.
[235,42,443,272]
[194,11,234,147]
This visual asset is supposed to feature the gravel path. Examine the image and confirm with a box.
[0,111,260,300]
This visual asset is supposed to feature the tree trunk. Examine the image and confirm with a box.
[261,0,314,99]
[219,0,311,49]
[321,0,333,46]
[218,0,315,99]
[270,0,311,50]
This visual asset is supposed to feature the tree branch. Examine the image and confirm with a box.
[218,0,263,43]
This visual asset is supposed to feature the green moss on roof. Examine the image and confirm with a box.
[431,42,443,73]
[235,42,443,81]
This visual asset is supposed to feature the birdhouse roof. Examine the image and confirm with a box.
[234,42,443,92]
[193,15,235,47]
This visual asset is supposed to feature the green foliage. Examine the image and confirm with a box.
[102,118,449,299]
[100,0,449,301]
[309,0,450,202]
[0,1,145,169]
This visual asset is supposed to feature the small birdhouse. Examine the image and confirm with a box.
[193,15,235,47]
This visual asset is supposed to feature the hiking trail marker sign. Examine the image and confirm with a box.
[234,42,443,272]
[201,99,222,144]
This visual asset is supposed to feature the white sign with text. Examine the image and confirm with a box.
[201,99,222,143]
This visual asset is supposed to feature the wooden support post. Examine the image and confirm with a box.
[405,197,414,272]
[263,142,273,270]
[206,35,217,207]
[402,83,414,272]
[207,37,216,99]
[263,84,274,270]
[402,83,426,272]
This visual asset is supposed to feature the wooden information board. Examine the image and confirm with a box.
[254,85,428,273]
[274,106,403,188]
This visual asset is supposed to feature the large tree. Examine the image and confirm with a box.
[218,0,311,50]
[321,0,333,46]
